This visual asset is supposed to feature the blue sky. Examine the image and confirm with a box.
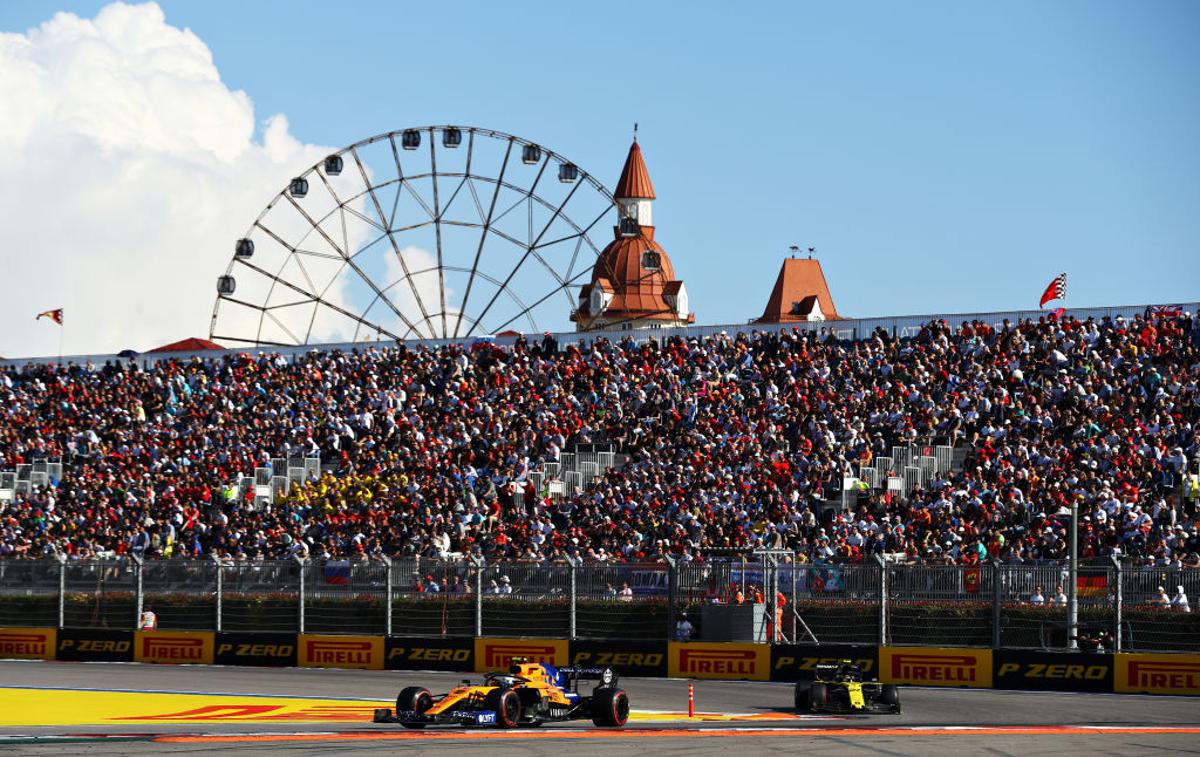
[3,0,1197,338]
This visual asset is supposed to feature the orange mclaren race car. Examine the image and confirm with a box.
[372,659,630,729]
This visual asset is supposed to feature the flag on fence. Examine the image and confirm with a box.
[1076,574,1107,598]
[1039,273,1066,308]
[36,308,63,325]
[964,567,981,594]
[323,559,350,585]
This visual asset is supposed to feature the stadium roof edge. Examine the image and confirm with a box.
[2,301,1195,368]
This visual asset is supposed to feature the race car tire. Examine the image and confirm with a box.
[794,681,812,712]
[808,682,829,711]
[396,687,433,729]
[591,687,630,727]
[881,684,901,711]
[484,688,523,728]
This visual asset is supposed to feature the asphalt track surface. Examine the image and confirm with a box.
[1,661,1197,756]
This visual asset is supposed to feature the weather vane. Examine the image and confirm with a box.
[789,245,799,258]
[633,122,638,141]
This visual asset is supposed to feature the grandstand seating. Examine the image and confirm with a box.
[1,311,1198,567]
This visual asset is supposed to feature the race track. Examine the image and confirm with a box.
[1,660,1197,756]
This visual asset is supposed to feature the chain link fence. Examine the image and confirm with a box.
[2,557,1197,652]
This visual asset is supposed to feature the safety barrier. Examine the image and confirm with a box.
[1,627,1196,696]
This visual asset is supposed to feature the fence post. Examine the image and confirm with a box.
[212,554,223,633]
[382,555,393,637]
[568,558,577,641]
[875,555,887,646]
[471,555,484,637]
[665,556,677,643]
[55,553,67,629]
[991,559,1002,649]
[294,555,306,634]
[133,554,144,630]
[1111,555,1123,653]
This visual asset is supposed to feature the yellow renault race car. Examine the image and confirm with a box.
[795,661,901,714]
[373,659,630,729]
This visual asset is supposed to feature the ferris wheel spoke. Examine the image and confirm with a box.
[455,139,513,339]
[262,309,304,345]
[472,178,582,331]
[234,258,401,341]
[487,265,597,335]
[428,132,450,337]
[350,146,435,338]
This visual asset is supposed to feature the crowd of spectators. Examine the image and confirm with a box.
[2,310,1198,575]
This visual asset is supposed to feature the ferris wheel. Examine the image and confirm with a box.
[209,126,617,346]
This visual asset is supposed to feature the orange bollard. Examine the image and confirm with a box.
[688,681,694,717]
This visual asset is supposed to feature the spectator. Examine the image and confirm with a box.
[675,613,694,641]
[1053,585,1068,606]
[618,581,633,602]
[1030,586,1045,606]
[1171,585,1190,613]
[1155,586,1171,607]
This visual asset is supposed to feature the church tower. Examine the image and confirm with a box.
[572,139,694,331]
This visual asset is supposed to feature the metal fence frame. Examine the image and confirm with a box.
[2,557,1196,652]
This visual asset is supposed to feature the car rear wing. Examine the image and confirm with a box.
[557,666,618,685]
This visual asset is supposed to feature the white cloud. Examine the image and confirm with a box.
[0,2,338,357]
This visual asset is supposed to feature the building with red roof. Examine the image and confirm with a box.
[573,140,694,331]
[756,257,843,323]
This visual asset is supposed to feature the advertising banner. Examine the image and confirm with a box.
[569,639,667,677]
[879,646,992,687]
[1114,653,1200,695]
[135,630,215,665]
[667,641,770,681]
[214,632,298,667]
[298,634,384,670]
[386,636,474,672]
[0,627,56,661]
[56,628,133,663]
[993,650,1112,692]
[770,644,879,682]
[474,638,569,671]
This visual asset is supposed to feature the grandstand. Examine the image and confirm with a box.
[2,303,1198,571]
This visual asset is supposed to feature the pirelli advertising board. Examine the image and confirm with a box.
[215,632,298,667]
[57,628,133,663]
[387,636,474,672]
[474,638,569,671]
[1114,653,1200,696]
[993,650,1112,692]
[0,627,56,661]
[298,634,384,670]
[569,639,667,678]
[771,644,878,682]
[667,642,770,681]
[880,646,992,688]
[135,630,215,665]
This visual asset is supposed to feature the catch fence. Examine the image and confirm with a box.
[1,557,1197,653]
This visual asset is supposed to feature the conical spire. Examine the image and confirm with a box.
[613,140,656,200]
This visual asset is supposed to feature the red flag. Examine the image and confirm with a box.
[36,308,63,325]
[1039,274,1066,308]
[964,567,981,594]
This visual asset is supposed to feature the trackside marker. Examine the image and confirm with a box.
[688,682,694,718]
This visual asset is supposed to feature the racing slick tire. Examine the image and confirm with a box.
[483,688,523,728]
[794,680,812,712]
[396,687,433,729]
[808,682,829,711]
[880,684,901,712]
[591,687,630,727]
